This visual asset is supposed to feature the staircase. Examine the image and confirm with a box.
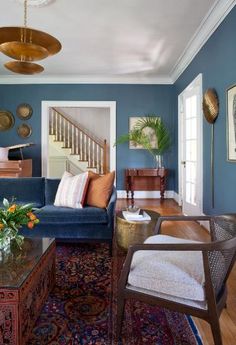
[49,108,108,176]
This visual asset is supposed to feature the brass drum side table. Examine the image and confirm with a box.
[116,209,160,251]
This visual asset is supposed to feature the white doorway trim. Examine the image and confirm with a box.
[41,101,116,177]
[178,73,203,214]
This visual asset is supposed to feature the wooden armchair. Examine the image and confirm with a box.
[116,214,236,345]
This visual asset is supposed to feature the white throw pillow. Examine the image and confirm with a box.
[128,235,205,301]
[0,147,9,161]
[54,171,89,208]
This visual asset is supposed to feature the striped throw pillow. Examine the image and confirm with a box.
[54,171,89,208]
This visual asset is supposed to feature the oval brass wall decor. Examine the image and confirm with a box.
[17,123,32,138]
[16,103,33,120]
[203,88,219,124]
[0,110,15,131]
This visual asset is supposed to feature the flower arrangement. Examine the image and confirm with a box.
[0,198,39,249]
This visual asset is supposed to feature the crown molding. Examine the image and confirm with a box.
[0,74,172,85]
[2,0,236,85]
[171,0,236,83]
[13,0,55,7]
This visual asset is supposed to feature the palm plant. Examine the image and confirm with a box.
[114,116,171,165]
[134,116,171,156]
[115,127,152,151]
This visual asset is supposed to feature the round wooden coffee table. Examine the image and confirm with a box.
[116,209,160,251]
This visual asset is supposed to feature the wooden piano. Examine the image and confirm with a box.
[0,143,33,177]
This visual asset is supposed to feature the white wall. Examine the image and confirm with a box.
[56,107,110,145]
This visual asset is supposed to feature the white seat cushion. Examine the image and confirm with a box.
[54,171,89,208]
[128,235,205,301]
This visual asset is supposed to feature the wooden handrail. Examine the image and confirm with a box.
[50,108,108,174]
[52,107,104,149]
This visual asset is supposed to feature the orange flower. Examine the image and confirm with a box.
[29,214,36,221]
[27,221,34,229]
[8,204,16,213]
[0,223,4,230]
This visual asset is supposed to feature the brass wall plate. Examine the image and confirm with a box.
[203,88,219,124]
[17,123,32,138]
[0,110,15,131]
[16,103,33,120]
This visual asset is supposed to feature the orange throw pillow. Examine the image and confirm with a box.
[86,171,115,208]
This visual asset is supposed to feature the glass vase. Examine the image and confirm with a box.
[155,154,164,168]
[0,235,11,251]
[0,229,24,251]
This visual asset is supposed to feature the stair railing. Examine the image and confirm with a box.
[49,108,108,174]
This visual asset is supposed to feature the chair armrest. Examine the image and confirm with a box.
[119,241,210,290]
[119,236,236,290]
[119,239,230,292]
[154,215,211,234]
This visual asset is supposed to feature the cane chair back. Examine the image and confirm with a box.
[208,215,236,298]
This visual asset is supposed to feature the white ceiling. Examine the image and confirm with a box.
[0,0,235,83]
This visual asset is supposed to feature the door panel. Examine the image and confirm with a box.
[179,75,203,215]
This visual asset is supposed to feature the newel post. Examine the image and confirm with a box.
[103,139,108,174]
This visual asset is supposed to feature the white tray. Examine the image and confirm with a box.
[122,210,151,222]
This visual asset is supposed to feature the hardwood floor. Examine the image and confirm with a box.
[116,198,236,345]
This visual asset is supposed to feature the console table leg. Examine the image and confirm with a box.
[160,177,165,200]
[131,190,134,205]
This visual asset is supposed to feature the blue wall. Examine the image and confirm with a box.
[2,5,236,209]
[174,6,236,214]
[0,84,174,190]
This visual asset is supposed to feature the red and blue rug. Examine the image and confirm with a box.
[27,243,203,345]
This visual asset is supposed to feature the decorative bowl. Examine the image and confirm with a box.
[126,205,140,214]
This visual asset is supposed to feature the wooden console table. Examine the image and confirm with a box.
[125,168,168,203]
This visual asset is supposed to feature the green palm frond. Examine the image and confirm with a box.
[133,116,171,155]
[114,116,171,157]
[114,128,152,150]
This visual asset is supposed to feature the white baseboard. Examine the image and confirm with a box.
[117,190,176,199]
[173,191,181,205]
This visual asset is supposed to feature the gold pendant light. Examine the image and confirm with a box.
[0,0,61,74]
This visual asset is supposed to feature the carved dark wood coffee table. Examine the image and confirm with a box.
[0,237,56,345]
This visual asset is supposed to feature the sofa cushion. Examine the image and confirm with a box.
[54,171,89,208]
[45,178,60,205]
[128,235,205,301]
[0,177,45,208]
[86,171,115,208]
[38,205,108,224]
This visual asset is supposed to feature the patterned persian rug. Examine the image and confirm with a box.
[27,243,203,345]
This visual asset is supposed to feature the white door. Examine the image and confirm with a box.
[178,74,203,215]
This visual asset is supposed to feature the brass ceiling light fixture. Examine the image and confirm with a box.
[0,0,61,74]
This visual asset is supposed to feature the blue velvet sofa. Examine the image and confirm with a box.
[0,177,117,250]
